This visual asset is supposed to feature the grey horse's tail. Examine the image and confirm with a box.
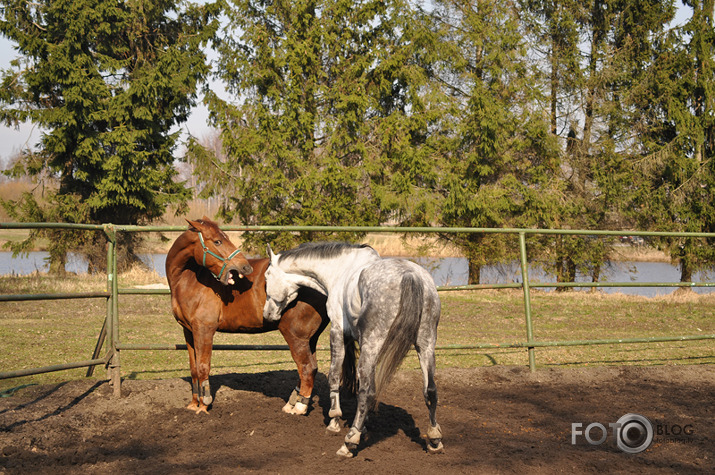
[373,272,423,407]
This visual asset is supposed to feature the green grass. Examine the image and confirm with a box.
[1,272,714,392]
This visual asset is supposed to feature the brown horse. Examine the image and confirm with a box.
[166,217,328,414]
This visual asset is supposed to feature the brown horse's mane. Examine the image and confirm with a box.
[166,227,206,286]
[168,228,197,259]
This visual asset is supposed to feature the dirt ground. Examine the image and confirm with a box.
[1,365,712,474]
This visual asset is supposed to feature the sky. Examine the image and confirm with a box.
[0,2,694,167]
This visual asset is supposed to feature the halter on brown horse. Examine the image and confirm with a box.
[166,217,328,414]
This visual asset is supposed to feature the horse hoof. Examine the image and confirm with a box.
[428,440,444,454]
[326,418,342,435]
[282,401,308,415]
[427,423,443,440]
[427,424,443,453]
[186,401,210,414]
[292,401,308,415]
[336,444,354,458]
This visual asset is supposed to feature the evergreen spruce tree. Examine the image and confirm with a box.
[629,1,715,283]
[523,0,678,288]
[0,0,220,272]
[521,0,586,288]
[429,0,561,284]
[190,0,436,250]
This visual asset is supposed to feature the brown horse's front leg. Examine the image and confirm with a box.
[193,328,215,414]
[184,327,215,414]
[183,328,201,412]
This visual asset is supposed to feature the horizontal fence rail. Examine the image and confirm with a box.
[1,222,714,388]
[0,292,111,302]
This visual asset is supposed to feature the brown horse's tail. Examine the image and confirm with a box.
[340,336,359,395]
[373,272,423,407]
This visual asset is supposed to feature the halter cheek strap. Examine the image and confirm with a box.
[198,231,243,281]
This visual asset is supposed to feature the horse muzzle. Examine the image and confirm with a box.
[221,263,253,286]
[263,298,282,321]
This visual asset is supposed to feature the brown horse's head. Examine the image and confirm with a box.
[186,217,253,285]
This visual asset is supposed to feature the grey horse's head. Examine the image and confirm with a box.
[262,245,320,321]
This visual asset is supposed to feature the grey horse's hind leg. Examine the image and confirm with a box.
[417,345,443,453]
[336,342,378,457]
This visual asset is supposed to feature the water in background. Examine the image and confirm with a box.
[1,252,712,298]
[412,257,714,297]
[0,251,89,275]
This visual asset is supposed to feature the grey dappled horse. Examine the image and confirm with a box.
[262,242,443,457]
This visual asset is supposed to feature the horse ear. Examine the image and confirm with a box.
[186,219,200,232]
[267,244,278,264]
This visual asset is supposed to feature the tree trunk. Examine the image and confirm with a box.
[48,252,67,276]
[680,259,693,283]
[590,263,601,293]
[468,259,481,286]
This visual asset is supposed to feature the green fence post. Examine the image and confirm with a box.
[104,225,121,396]
[519,232,536,371]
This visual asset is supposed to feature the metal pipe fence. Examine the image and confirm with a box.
[1,222,714,390]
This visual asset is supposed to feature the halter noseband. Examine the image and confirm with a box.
[198,231,243,281]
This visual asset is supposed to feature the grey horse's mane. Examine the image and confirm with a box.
[278,242,377,263]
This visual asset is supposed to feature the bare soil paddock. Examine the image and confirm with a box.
[1,365,712,474]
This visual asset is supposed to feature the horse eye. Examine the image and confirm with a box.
[214,240,222,246]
